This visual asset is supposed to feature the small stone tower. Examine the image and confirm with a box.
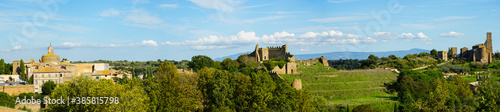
[291,79,302,90]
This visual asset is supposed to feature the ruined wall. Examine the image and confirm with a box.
[319,56,329,66]
[3,85,34,96]
[270,62,296,74]
[296,59,319,66]
[270,65,286,74]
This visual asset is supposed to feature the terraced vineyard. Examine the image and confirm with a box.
[280,64,398,110]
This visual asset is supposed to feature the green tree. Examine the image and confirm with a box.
[353,104,379,112]
[48,77,149,111]
[250,71,276,111]
[237,54,260,68]
[222,58,239,71]
[61,58,68,62]
[144,61,202,111]
[0,59,4,74]
[431,49,438,58]
[188,55,214,72]
[448,48,454,59]
[0,92,14,108]
[42,80,56,95]
[476,78,500,111]
[142,68,148,79]
[494,51,500,60]
[20,59,25,81]
[368,54,379,61]
[198,68,236,111]
[131,67,136,78]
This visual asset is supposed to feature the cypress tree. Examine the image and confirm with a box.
[20,59,26,81]
[131,67,136,78]
[0,59,4,74]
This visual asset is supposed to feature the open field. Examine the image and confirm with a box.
[280,64,398,110]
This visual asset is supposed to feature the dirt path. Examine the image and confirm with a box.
[412,60,449,70]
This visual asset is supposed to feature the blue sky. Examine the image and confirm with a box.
[0,0,499,62]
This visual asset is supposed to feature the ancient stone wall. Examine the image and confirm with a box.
[319,56,329,66]
[2,85,34,96]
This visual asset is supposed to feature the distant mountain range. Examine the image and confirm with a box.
[214,48,430,61]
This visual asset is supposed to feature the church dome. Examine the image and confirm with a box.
[41,44,60,65]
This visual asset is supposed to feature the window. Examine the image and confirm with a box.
[42,80,44,84]
[42,74,44,78]
[35,81,38,84]
[105,75,107,77]
[96,77,99,79]
[60,74,62,77]
[49,74,51,78]
[60,80,62,83]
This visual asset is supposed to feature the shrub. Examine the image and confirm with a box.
[353,104,379,112]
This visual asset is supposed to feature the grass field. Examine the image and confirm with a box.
[280,64,398,111]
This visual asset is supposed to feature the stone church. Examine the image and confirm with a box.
[458,32,494,63]
[12,44,115,93]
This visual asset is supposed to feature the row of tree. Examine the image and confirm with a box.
[46,55,329,111]
[389,70,500,111]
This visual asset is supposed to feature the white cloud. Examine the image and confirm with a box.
[373,32,431,41]
[162,30,377,50]
[188,0,244,12]
[433,16,475,21]
[158,4,178,8]
[100,8,121,17]
[439,31,464,37]
[309,16,372,23]
[399,33,416,39]
[415,32,431,41]
[0,46,23,52]
[130,40,158,47]
[373,32,415,39]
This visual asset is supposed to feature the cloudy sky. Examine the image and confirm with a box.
[0,0,499,62]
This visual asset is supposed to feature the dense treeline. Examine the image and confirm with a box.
[47,54,327,111]
[328,59,362,70]
[387,70,500,111]
[329,51,439,70]
[0,59,13,74]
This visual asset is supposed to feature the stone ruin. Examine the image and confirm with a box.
[291,79,302,90]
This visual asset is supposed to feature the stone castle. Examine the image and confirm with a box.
[247,44,297,74]
[455,32,493,63]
